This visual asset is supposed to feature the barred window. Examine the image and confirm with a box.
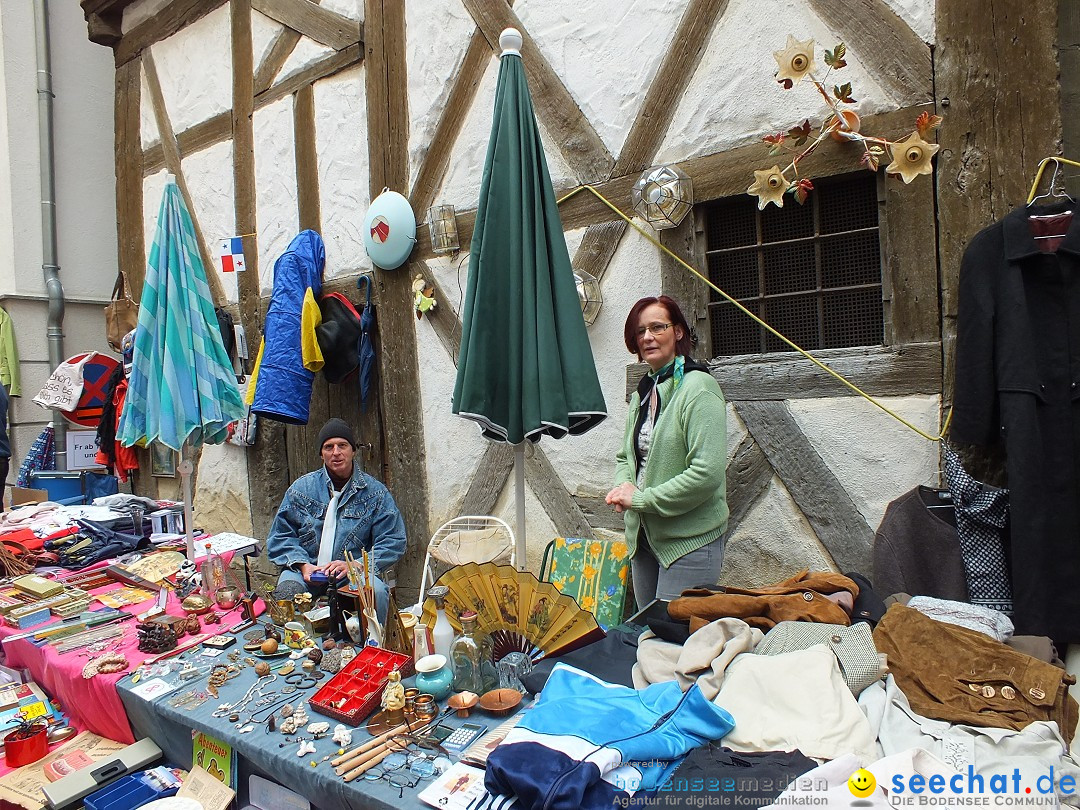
[704,173,883,357]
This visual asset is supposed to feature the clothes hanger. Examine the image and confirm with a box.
[1027,157,1079,239]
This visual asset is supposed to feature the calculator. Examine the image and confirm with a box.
[441,722,487,753]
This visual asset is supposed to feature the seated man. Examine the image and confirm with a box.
[267,418,406,622]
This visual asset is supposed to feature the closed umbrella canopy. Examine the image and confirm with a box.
[118,176,245,452]
[452,29,606,446]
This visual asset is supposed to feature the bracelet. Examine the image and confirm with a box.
[283,672,319,689]
[82,652,128,679]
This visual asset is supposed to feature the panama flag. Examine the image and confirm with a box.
[219,237,245,273]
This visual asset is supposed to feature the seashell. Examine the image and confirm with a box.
[281,703,294,718]
[323,638,338,650]
[306,721,330,735]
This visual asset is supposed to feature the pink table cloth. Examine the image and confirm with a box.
[1,554,255,744]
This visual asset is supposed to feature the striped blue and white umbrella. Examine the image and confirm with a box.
[118,176,245,452]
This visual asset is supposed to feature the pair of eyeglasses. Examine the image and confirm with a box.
[635,322,673,337]
[364,748,437,797]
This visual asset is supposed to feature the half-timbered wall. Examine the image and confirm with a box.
[82,0,1067,599]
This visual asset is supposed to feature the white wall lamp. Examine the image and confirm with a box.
[427,204,460,254]
[631,165,694,229]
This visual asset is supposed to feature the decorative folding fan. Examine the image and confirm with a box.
[421,562,605,661]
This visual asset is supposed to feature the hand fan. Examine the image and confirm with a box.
[421,562,604,662]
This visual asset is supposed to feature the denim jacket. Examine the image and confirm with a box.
[266,464,407,576]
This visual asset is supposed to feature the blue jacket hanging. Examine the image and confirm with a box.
[249,230,325,424]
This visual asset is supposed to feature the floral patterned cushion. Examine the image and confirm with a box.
[544,536,630,630]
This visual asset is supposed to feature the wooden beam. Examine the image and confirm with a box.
[573,494,623,532]
[365,0,429,593]
[460,443,515,516]
[806,0,932,105]
[936,0,1060,407]
[413,106,925,260]
[571,220,626,284]
[116,0,229,66]
[251,0,361,50]
[256,43,362,108]
[294,84,321,232]
[612,0,730,176]
[724,434,773,534]
[880,172,939,345]
[659,211,708,344]
[461,0,613,184]
[145,45,362,176]
[81,0,140,14]
[409,29,491,215]
[232,0,261,344]
[735,400,874,572]
[523,443,595,540]
[86,11,124,47]
[114,58,145,298]
[253,28,303,96]
[142,50,227,307]
[625,342,942,402]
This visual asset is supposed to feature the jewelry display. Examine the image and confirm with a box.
[52,626,125,655]
[284,672,319,690]
[210,673,278,718]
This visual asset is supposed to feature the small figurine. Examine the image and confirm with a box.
[381,670,406,724]
[412,274,437,319]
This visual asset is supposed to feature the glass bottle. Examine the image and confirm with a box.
[449,610,496,694]
[428,586,456,661]
[413,621,434,662]
[200,542,225,597]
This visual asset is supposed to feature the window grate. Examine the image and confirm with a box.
[704,173,883,357]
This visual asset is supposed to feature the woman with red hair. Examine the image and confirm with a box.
[605,295,729,609]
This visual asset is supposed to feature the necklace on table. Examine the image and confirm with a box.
[211,673,278,718]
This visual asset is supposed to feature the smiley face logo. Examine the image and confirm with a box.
[848,769,876,798]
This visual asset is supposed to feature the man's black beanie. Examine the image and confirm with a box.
[317,418,357,451]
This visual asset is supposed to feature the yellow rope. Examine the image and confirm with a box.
[557,184,947,442]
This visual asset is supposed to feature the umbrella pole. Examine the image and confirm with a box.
[514,442,526,571]
[178,452,196,562]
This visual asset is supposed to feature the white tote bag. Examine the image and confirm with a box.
[33,352,96,411]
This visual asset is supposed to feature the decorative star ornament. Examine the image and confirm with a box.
[774,35,816,85]
[885,131,940,184]
[748,166,790,210]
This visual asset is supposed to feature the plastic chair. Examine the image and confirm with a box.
[539,534,630,630]
[414,516,515,611]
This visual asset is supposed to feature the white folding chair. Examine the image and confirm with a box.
[412,515,515,612]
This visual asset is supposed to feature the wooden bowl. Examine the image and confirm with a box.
[477,688,522,716]
[447,691,479,718]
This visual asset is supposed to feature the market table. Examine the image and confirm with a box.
[0,562,258,744]
[116,657,452,810]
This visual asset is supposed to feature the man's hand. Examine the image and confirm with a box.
[605,482,638,513]
[320,560,350,581]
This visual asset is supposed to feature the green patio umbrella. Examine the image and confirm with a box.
[452,28,607,567]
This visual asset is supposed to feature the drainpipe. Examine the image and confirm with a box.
[34,0,66,470]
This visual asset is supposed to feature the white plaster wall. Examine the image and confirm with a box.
[516,0,688,159]
[250,12,285,74]
[183,141,239,304]
[881,0,934,44]
[194,441,254,536]
[151,6,232,135]
[323,0,363,21]
[278,37,334,84]
[314,66,370,275]
[788,394,941,532]
[415,312,488,534]
[491,476,559,574]
[253,97,299,295]
[542,226,661,495]
[142,169,169,266]
[655,0,896,167]
[123,0,172,34]
[404,0,475,192]
[437,57,577,211]
[140,66,160,149]
[722,477,837,587]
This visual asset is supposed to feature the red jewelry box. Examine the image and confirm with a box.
[309,646,414,726]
